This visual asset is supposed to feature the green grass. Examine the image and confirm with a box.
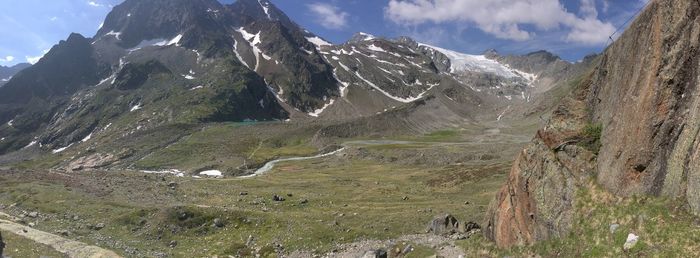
[458,182,700,257]
[134,123,318,173]
[0,154,509,257]
[421,130,461,141]
[1,230,66,258]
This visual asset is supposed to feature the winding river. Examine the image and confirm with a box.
[238,147,347,178]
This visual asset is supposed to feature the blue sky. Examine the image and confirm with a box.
[0,0,648,66]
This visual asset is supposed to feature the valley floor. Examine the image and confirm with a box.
[0,120,697,257]
[0,121,528,257]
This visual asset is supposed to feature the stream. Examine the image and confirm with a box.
[238,147,347,178]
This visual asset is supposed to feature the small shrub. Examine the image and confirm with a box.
[579,123,602,154]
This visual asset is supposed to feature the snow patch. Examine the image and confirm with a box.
[128,34,182,52]
[306,36,332,48]
[299,47,313,55]
[308,99,335,117]
[52,143,73,154]
[130,104,142,112]
[378,67,393,75]
[337,62,351,72]
[105,31,121,40]
[354,71,432,103]
[23,140,37,149]
[332,68,350,98]
[258,0,272,19]
[183,74,195,80]
[356,32,375,41]
[199,170,223,178]
[166,34,183,46]
[497,106,511,121]
[190,85,204,90]
[236,27,271,71]
[367,44,387,53]
[81,133,93,142]
[142,169,184,177]
[7,119,13,126]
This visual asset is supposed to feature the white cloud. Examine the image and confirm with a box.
[0,56,14,62]
[26,49,49,64]
[601,0,611,13]
[49,16,58,22]
[385,0,616,45]
[579,0,598,18]
[307,3,349,30]
[87,1,102,7]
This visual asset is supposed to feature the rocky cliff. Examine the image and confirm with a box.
[485,0,700,247]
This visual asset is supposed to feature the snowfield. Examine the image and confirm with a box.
[418,43,537,83]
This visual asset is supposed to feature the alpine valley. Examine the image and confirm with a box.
[0,0,698,257]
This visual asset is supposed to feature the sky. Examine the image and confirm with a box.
[0,0,649,66]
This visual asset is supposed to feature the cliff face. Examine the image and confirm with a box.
[485,0,700,247]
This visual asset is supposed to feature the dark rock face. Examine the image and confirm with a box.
[485,0,700,247]
[0,33,106,105]
[241,20,339,112]
[96,0,226,49]
[113,60,172,90]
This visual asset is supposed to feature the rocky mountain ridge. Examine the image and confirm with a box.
[485,0,700,247]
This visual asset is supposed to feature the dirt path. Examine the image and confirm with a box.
[0,215,120,258]
[287,234,466,258]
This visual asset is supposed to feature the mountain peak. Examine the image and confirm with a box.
[348,32,377,44]
[228,0,293,26]
[483,48,499,58]
[525,50,560,61]
[95,0,225,48]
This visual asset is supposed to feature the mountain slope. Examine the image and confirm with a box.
[0,0,293,155]
[0,0,595,172]
[0,63,30,87]
[485,0,700,247]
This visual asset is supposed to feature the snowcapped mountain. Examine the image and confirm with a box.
[0,0,593,158]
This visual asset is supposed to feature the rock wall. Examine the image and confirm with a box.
[485,0,700,247]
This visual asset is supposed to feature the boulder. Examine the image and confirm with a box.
[361,249,387,258]
[610,224,620,234]
[426,214,462,235]
[93,223,105,230]
[213,218,225,228]
[623,233,639,250]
